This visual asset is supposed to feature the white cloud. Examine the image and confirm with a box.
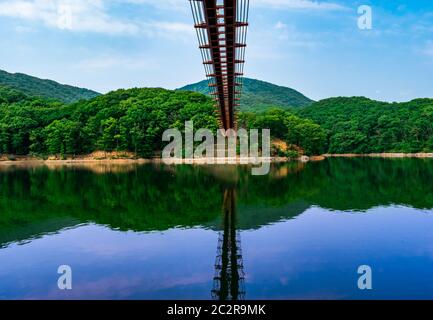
[118,0,188,12]
[0,0,192,36]
[141,21,194,38]
[0,0,138,34]
[274,21,287,29]
[76,55,159,70]
[0,0,347,37]
[118,0,345,12]
[268,23,323,49]
[252,0,346,11]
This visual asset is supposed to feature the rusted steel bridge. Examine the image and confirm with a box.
[189,0,250,130]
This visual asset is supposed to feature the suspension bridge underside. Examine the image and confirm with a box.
[190,0,250,130]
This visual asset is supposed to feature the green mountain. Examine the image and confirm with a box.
[2,69,433,157]
[0,69,100,104]
[0,86,218,156]
[297,96,433,154]
[178,78,314,111]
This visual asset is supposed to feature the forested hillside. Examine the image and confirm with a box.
[1,84,433,158]
[0,69,100,104]
[179,78,314,111]
[238,108,326,156]
[0,85,326,157]
[0,86,218,157]
[298,97,433,154]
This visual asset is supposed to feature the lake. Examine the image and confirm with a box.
[1,158,433,300]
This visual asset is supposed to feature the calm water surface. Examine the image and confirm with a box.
[1,158,433,300]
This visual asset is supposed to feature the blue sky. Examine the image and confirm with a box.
[0,0,432,102]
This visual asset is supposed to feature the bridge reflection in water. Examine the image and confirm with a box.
[212,189,245,300]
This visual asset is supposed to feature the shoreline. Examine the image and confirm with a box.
[0,157,289,166]
[1,153,433,166]
[323,153,433,158]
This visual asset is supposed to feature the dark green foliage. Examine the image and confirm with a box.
[73,88,219,157]
[179,78,314,112]
[0,85,71,155]
[298,97,433,153]
[238,108,327,155]
[2,82,433,157]
[44,119,82,155]
[0,69,100,104]
[0,86,219,156]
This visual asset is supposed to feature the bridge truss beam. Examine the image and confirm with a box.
[190,0,250,130]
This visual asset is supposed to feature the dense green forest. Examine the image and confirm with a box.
[0,85,219,157]
[1,78,433,157]
[179,78,314,111]
[238,108,327,155]
[298,97,433,153]
[0,84,326,157]
[0,69,100,104]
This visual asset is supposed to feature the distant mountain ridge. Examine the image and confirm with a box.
[178,78,314,111]
[0,69,100,104]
